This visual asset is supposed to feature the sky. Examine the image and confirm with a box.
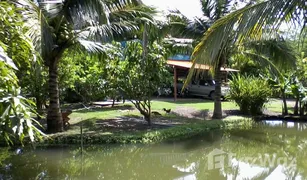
[142,0,203,19]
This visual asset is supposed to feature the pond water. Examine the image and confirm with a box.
[0,121,307,180]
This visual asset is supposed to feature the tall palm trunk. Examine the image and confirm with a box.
[47,58,63,133]
[294,96,299,115]
[212,64,222,119]
[281,90,288,115]
[212,56,225,119]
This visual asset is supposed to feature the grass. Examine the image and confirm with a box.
[69,104,137,123]
[69,98,284,124]
[44,118,255,145]
[38,98,286,145]
[266,99,295,114]
[150,98,238,110]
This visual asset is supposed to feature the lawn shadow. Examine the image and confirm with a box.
[153,97,216,105]
[223,109,245,116]
[75,104,134,114]
[71,115,172,133]
[190,109,210,119]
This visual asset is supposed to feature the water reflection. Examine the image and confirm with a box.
[0,121,307,179]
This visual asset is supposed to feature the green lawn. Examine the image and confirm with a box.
[69,98,284,125]
[46,98,285,145]
[151,98,284,113]
[150,98,238,110]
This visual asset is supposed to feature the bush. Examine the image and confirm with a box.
[227,75,272,115]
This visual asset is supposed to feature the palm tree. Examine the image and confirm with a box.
[164,0,243,118]
[15,0,154,132]
[189,0,301,119]
[152,0,234,119]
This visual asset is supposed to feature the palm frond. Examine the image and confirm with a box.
[193,0,306,68]
[64,0,155,42]
[15,0,156,60]
[242,51,282,76]
[37,0,64,18]
[201,0,232,21]
[77,39,109,53]
[182,17,211,39]
[14,0,55,62]
[62,0,109,26]
[245,38,297,69]
[163,38,194,55]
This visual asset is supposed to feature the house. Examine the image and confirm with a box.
[164,38,238,100]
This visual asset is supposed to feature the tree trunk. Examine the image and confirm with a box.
[36,95,43,120]
[47,60,63,133]
[112,98,115,107]
[294,97,299,115]
[281,90,288,115]
[141,101,151,126]
[144,113,151,126]
[141,24,150,126]
[212,63,223,119]
[299,100,304,115]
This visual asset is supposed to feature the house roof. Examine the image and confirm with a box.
[167,60,239,72]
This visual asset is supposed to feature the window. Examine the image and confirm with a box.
[199,80,207,86]
[192,80,198,85]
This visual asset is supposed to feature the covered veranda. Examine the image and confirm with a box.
[167,60,239,101]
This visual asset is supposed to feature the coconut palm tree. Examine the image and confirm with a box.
[14,0,155,132]
[162,0,236,119]
[188,0,301,119]
[166,0,253,118]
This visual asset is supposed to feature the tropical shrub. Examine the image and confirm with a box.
[59,51,106,103]
[227,75,272,115]
[0,2,43,145]
[0,47,43,145]
[119,41,172,125]
[59,43,123,103]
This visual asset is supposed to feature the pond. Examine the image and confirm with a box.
[0,121,306,180]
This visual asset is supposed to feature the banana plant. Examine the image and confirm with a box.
[288,75,307,115]
[264,73,291,115]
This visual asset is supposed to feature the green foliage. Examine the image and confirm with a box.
[98,43,123,101]
[15,0,156,132]
[0,2,33,70]
[119,41,172,123]
[0,2,43,145]
[22,60,48,113]
[229,53,262,76]
[228,75,272,115]
[59,43,123,103]
[0,49,43,145]
[59,51,103,103]
[296,52,307,85]
[43,119,254,145]
[0,1,47,114]
[59,51,99,103]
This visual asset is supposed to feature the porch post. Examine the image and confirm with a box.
[174,66,177,101]
[225,71,228,82]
